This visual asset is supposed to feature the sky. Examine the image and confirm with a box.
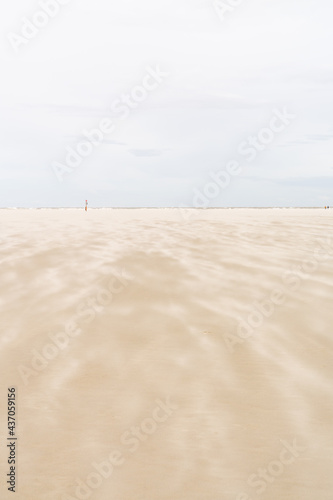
[0,0,332,207]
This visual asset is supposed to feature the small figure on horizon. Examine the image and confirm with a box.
[85,200,88,212]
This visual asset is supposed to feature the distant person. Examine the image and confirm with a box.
[85,200,88,212]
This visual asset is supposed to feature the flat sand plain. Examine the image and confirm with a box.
[0,208,332,500]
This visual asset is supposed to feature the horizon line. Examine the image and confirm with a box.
[0,206,330,210]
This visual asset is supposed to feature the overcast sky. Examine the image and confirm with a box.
[0,0,332,207]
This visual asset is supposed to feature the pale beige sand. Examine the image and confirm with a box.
[0,208,333,500]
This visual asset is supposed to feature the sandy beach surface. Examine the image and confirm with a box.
[0,208,332,500]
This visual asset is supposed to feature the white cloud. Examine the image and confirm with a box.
[0,0,332,206]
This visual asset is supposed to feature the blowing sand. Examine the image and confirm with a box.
[0,208,332,500]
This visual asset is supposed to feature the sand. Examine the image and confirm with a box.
[0,208,332,500]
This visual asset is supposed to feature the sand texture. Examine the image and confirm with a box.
[0,208,332,500]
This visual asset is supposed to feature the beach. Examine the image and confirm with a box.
[0,208,332,500]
